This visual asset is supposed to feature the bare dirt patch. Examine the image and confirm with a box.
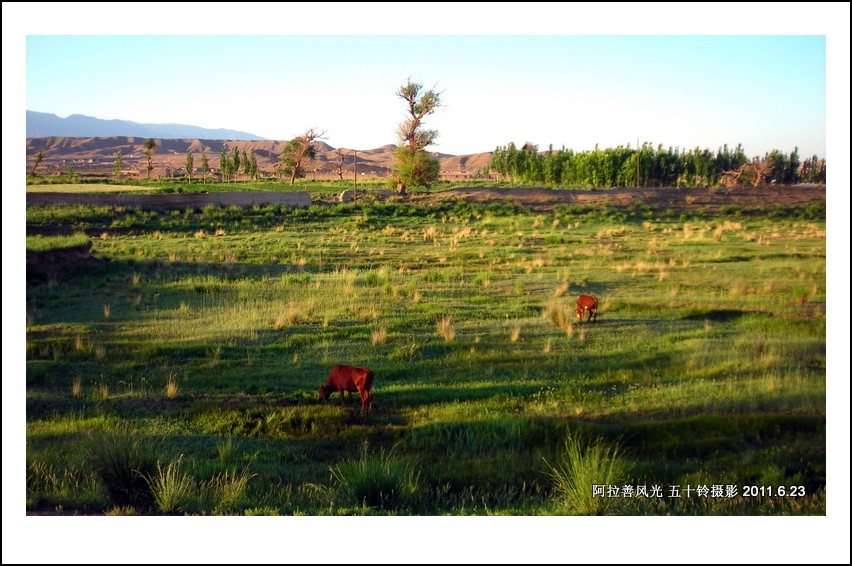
[416,184,826,213]
[26,190,311,209]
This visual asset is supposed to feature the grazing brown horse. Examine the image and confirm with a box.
[319,365,374,410]
[576,295,599,322]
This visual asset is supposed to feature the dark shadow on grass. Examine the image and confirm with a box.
[680,308,751,322]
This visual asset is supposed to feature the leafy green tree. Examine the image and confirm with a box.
[281,128,325,184]
[113,150,122,180]
[144,138,156,179]
[201,153,209,184]
[392,78,443,194]
[800,155,825,183]
[185,148,194,182]
[219,144,231,182]
[31,150,45,177]
[784,147,801,184]
[231,146,241,182]
[249,149,258,180]
[393,146,440,192]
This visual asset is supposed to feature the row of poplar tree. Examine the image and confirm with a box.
[488,142,826,188]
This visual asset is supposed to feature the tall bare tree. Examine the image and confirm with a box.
[721,159,776,188]
[336,149,346,180]
[31,150,45,177]
[281,128,326,184]
[749,159,775,187]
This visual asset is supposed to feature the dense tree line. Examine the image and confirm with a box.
[217,143,259,182]
[489,142,826,188]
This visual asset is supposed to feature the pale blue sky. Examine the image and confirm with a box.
[16,12,836,160]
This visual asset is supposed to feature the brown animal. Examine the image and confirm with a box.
[319,365,374,410]
[576,295,599,322]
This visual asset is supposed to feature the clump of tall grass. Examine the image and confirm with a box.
[87,432,158,507]
[510,324,522,343]
[472,271,491,288]
[554,282,570,297]
[389,342,420,363]
[371,324,388,346]
[207,344,222,368]
[208,465,256,514]
[437,316,456,342]
[357,305,380,323]
[104,505,138,516]
[71,376,82,398]
[274,303,303,329]
[544,434,631,515]
[217,436,239,466]
[146,455,196,514]
[328,442,422,512]
[423,225,439,242]
[729,280,747,296]
[792,286,812,305]
[164,374,179,399]
[543,300,573,332]
[713,221,744,242]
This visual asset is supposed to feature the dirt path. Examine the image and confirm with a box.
[26,190,311,208]
[25,185,825,212]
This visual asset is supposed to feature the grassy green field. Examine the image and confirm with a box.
[24,193,826,515]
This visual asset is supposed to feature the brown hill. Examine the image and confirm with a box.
[26,136,493,180]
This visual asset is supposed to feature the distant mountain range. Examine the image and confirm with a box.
[25,111,495,179]
[26,110,265,140]
[25,136,493,179]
